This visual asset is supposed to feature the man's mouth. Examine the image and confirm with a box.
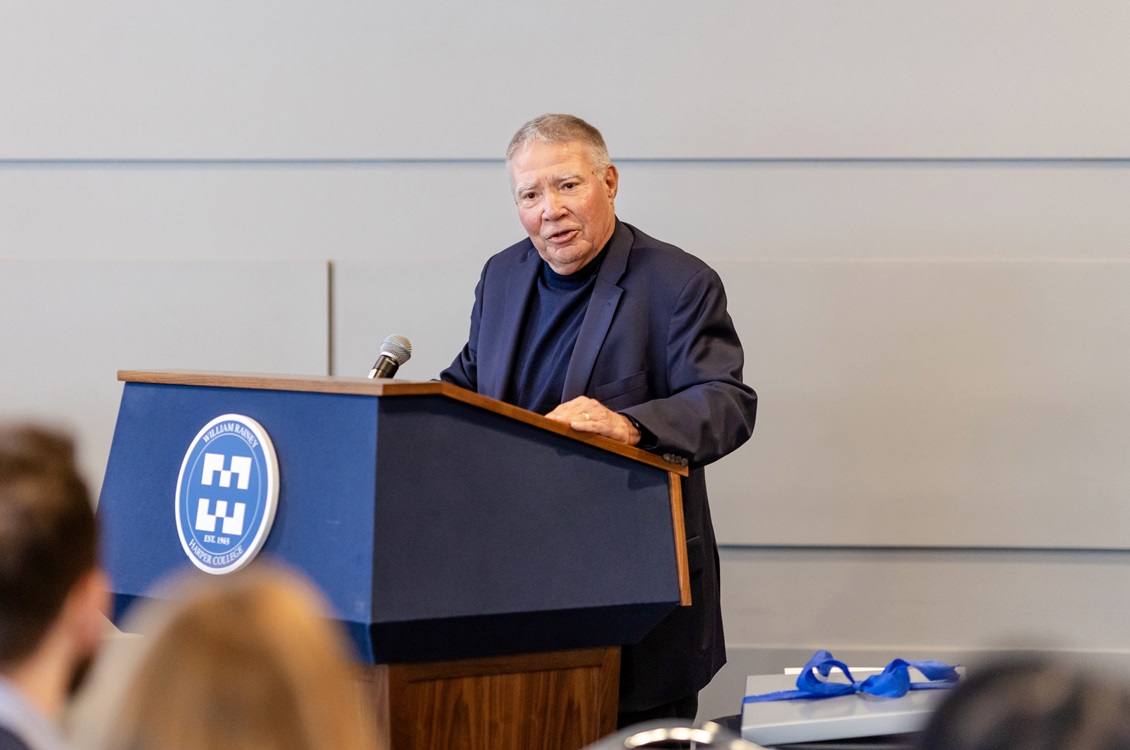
[547,229,578,244]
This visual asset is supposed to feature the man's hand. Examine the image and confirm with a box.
[545,396,641,446]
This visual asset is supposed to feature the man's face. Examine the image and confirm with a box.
[509,140,619,276]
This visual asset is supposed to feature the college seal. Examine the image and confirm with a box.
[174,414,279,574]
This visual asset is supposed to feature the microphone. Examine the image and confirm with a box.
[368,335,413,379]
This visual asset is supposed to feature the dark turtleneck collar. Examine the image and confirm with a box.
[540,239,611,291]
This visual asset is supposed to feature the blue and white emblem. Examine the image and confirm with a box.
[175,414,279,574]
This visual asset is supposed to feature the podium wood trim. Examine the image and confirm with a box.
[118,370,688,477]
[363,647,620,750]
[669,474,692,607]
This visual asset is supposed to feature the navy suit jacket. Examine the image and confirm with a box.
[0,727,32,750]
[442,220,757,710]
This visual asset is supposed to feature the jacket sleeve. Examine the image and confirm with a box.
[621,266,757,467]
[438,265,486,391]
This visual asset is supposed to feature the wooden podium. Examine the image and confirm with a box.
[98,371,690,750]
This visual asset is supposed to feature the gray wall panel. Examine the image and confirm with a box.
[3,1,1129,158]
[718,547,1130,651]
[710,260,1130,548]
[0,260,328,494]
[332,259,484,381]
[617,162,1130,263]
[0,161,517,261]
[695,547,1130,721]
[3,162,1128,263]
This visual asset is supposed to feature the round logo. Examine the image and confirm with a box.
[174,414,279,574]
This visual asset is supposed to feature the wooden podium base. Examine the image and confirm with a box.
[362,647,620,750]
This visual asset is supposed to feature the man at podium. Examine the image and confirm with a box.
[441,113,758,727]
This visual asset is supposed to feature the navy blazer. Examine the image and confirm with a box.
[442,220,757,710]
[0,727,31,750]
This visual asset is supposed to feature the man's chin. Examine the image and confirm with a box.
[540,248,597,275]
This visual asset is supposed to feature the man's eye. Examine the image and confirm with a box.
[562,182,578,190]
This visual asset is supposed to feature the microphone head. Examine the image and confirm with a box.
[379,335,412,365]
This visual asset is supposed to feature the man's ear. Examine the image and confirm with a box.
[603,164,619,200]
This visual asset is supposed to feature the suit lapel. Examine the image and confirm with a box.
[482,244,540,400]
[562,222,631,401]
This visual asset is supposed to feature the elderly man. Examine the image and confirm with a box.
[0,426,108,750]
[441,113,757,725]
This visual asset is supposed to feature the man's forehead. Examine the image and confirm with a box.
[509,141,593,182]
[512,167,587,191]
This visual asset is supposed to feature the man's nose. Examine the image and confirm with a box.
[541,191,566,218]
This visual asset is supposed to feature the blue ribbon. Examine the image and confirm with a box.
[742,650,960,705]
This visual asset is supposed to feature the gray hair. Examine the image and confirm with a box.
[505,114,611,177]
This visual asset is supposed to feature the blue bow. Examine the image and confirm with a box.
[742,650,960,705]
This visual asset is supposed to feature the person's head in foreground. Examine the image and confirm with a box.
[103,565,381,750]
[0,424,106,725]
[920,655,1130,750]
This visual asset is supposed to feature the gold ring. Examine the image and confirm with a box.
[583,412,591,421]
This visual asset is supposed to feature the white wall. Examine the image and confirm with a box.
[3,0,1130,724]
[3,1,1129,158]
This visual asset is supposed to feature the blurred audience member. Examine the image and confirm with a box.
[920,655,1130,750]
[0,425,107,750]
[99,565,382,750]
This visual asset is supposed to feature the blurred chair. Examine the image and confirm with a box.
[582,719,768,749]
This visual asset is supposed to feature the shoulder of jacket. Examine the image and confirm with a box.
[481,237,537,274]
[621,222,712,276]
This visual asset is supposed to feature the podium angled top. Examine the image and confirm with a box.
[118,369,688,476]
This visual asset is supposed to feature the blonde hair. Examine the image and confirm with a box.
[105,565,381,750]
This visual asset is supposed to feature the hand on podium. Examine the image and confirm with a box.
[545,395,641,446]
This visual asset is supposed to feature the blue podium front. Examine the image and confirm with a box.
[99,371,686,665]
